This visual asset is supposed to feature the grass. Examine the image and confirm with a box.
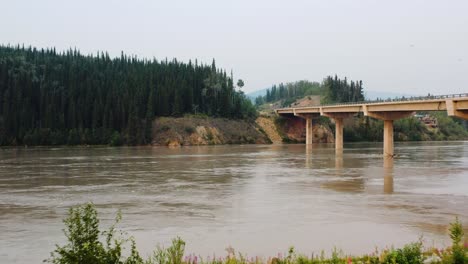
[46,203,467,264]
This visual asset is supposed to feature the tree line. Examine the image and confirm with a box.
[255,76,364,107]
[0,45,256,146]
[255,80,323,106]
[321,75,365,104]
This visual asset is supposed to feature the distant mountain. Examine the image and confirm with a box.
[246,88,269,102]
[364,90,421,101]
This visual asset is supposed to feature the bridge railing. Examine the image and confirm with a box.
[278,93,468,109]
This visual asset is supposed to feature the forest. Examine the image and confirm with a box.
[255,75,364,107]
[255,80,322,107]
[0,45,256,146]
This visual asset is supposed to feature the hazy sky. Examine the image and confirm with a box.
[1,0,467,94]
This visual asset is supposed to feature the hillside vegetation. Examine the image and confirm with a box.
[0,45,255,146]
[254,80,323,108]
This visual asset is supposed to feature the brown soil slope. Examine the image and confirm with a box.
[275,116,334,143]
[152,117,271,146]
[256,117,283,144]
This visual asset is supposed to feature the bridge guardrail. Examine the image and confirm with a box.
[276,93,468,110]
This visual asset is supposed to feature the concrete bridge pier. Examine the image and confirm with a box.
[320,111,356,153]
[294,111,319,145]
[363,108,414,158]
[383,120,394,158]
[306,115,313,145]
[383,157,394,194]
[335,118,343,152]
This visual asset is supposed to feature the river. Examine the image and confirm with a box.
[1,142,467,263]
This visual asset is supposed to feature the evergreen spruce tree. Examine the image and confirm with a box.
[0,44,256,146]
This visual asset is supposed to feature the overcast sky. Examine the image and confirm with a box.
[1,0,467,95]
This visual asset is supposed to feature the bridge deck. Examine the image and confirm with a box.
[275,93,468,116]
[274,93,468,157]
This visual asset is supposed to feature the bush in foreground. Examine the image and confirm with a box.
[46,203,467,264]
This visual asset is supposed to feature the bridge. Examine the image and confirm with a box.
[275,93,468,157]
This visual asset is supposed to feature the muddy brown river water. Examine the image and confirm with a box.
[1,142,467,263]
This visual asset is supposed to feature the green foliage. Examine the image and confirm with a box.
[125,240,145,264]
[0,44,256,146]
[448,217,466,264]
[342,116,383,142]
[148,238,186,264]
[46,203,127,264]
[321,75,364,104]
[237,79,245,89]
[109,131,123,146]
[273,116,298,143]
[394,117,427,141]
[381,242,423,264]
[341,113,467,143]
[432,112,468,140]
[256,80,322,106]
[159,125,171,132]
[184,126,195,134]
[48,204,467,264]
[46,203,187,264]
[67,129,81,145]
[282,98,297,108]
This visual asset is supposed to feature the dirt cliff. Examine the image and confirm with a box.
[151,116,271,146]
[274,116,334,143]
[255,117,283,144]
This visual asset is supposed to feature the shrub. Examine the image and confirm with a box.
[382,242,423,264]
[449,217,466,264]
[159,125,170,132]
[184,126,195,134]
[206,130,214,141]
[67,129,81,145]
[45,203,140,263]
[109,131,122,146]
[148,237,185,264]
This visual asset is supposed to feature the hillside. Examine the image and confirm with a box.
[0,45,256,146]
[255,117,282,144]
[151,116,271,146]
